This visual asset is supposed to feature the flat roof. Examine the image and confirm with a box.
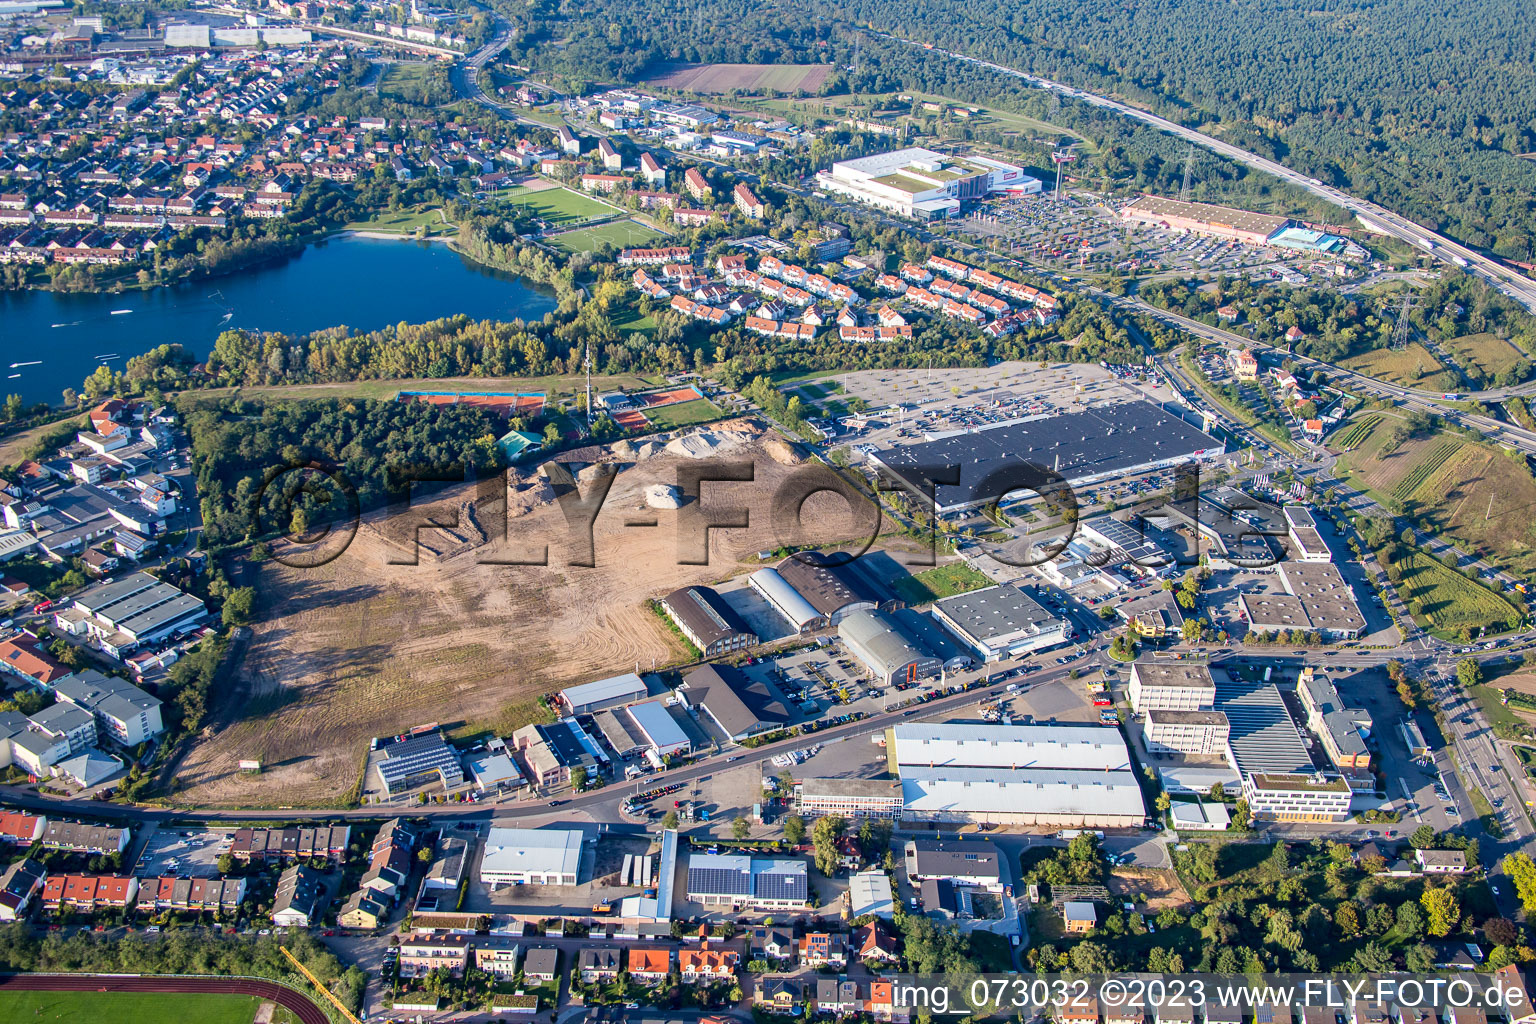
[798,776,902,800]
[1146,709,1229,726]
[1277,562,1365,632]
[481,827,584,878]
[900,766,1146,818]
[561,672,648,710]
[1122,194,1290,238]
[627,699,690,751]
[891,722,1131,770]
[872,401,1221,511]
[1249,773,1350,793]
[1132,663,1216,690]
[1215,674,1314,776]
[932,584,1059,642]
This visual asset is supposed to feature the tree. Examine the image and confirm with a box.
[732,817,751,840]
[221,586,256,627]
[811,814,847,876]
[570,765,589,791]
[1458,658,1485,689]
[660,809,679,830]
[1409,824,1438,849]
[1485,917,1520,948]
[1395,900,1424,938]
[1422,886,1460,937]
[782,814,805,846]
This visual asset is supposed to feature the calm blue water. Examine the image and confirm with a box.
[1,235,559,406]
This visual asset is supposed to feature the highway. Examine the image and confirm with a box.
[880,34,1536,317]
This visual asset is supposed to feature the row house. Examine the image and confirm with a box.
[632,269,670,299]
[39,873,138,911]
[228,825,351,864]
[931,277,972,302]
[673,208,714,226]
[140,875,247,913]
[618,246,692,266]
[941,300,987,325]
[626,946,672,984]
[669,295,730,325]
[926,255,970,279]
[874,273,907,294]
[970,292,1009,317]
[679,941,740,982]
[399,934,470,977]
[899,262,932,284]
[746,316,818,341]
[905,287,942,311]
[838,325,914,343]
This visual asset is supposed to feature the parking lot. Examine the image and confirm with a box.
[133,826,234,878]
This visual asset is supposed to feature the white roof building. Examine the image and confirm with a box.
[748,567,824,633]
[889,722,1131,770]
[930,584,1072,661]
[560,673,648,715]
[898,765,1145,827]
[848,870,894,920]
[480,828,584,887]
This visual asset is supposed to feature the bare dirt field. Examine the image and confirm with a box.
[645,63,833,94]
[172,422,876,807]
[1107,867,1190,910]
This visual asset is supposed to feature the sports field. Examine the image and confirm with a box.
[502,184,617,226]
[0,990,299,1024]
[644,397,722,429]
[645,62,833,94]
[547,219,666,255]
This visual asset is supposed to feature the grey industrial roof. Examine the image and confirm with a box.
[900,766,1147,819]
[1276,562,1366,633]
[891,722,1131,770]
[682,663,789,738]
[775,551,878,617]
[1214,674,1314,776]
[687,852,807,902]
[749,567,823,629]
[932,584,1058,642]
[839,608,940,679]
[1132,663,1216,690]
[71,571,204,639]
[1145,709,1229,726]
[905,838,1000,878]
[661,586,755,648]
[1080,515,1169,566]
[560,672,648,711]
[1122,195,1290,238]
[872,401,1221,511]
[627,699,690,751]
[798,776,903,800]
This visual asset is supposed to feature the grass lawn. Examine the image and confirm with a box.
[1472,684,1534,741]
[0,990,299,1024]
[1338,343,1458,390]
[547,219,665,255]
[1392,548,1524,639]
[342,206,453,236]
[501,184,618,226]
[611,307,657,334]
[644,397,722,429]
[1446,332,1528,379]
[892,562,994,605]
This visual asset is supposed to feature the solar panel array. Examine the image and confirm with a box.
[752,860,809,903]
[687,854,753,897]
[1081,516,1167,566]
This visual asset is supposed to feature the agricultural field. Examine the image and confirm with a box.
[502,183,618,226]
[643,397,723,429]
[1338,418,1536,578]
[645,62,833,94]
[1338,343,1458,391]
[1329,414,1383,452]
[173,427,875,806]
[1445,332,1528,379]
[728,89,1084,146]
[892,562,994,605]
[547,219,665,255]
[1391,548,1523,639]
[0,991,300,1024]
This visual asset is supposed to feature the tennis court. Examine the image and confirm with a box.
[399,390,546,417]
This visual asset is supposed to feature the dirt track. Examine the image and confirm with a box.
[0,972,328,1024]
[174,429,874,806]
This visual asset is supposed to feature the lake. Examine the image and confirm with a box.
[2,234,559,406]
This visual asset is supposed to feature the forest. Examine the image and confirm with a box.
[180,396,506,549]
[494,0,1536,260]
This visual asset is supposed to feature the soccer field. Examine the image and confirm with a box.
[0,990,300,1024]
[501,185,617,226]
[547,219,666,255]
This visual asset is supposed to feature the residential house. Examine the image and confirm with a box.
[852,921,900,965]
[0,858,45,921]
[760,977,805,1015]
[679,941,739,982]
[39,874,138,911]
[522,947,560,982]
[748,926,795,962]
[0,811,45,847]
[579,946,621,982]
[472,935,521,978]
[400,934,470,977]
[1057,998,1101,1024]
[627,946,672,984]
[271,864,326,928]
[337,890,389,929]
[798,932,847,968]
[1416,849,1467,874]
[1064,900,1097,933]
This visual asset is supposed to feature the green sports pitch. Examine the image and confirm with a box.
[546,219,667,255]
[0,990,302,1024]
[500,185,617,226]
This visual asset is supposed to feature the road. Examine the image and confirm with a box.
[879,34,1536,317]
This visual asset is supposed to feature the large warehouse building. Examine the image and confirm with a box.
[931,584,1072,661]
[839,608,942,685]
[1119,195,1291,246]
[814,147,1040,220]
[479,827,585,888]
[886,723,1144,827]
[677,664,791,741]
[659,586,758,657]
[870,401,1222,514]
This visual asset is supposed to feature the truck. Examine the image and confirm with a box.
[1452,255,1470,268]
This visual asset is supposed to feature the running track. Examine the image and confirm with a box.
[0,972,329,1024]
